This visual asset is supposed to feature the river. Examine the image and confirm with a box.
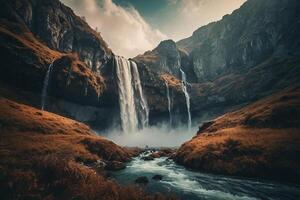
[110,151,300,200]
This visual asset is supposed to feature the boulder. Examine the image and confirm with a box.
[135,176,149,185]
[152,175,163,181]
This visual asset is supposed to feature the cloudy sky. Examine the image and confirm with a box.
[61,0,246,58]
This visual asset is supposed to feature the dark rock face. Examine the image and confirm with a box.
[177,0,300,82]
[136,0,300,122]
[1,0,112,73]
[0,0,119,129]
[135,40,180,76]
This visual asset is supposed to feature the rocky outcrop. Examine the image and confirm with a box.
[177,0,300,82]
[136,40,181,75]
[136,0,300,123]
[135,40,196,82]
[1,0,112,73]
[174,87,300,183]
[0,0,120,129]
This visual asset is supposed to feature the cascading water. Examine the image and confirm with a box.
[131,61,149,128]
[114,56,149,133]
[180,68,192,130]
[165,81,172,126]
[41,61,55,111]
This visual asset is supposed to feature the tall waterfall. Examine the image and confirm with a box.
[180,69,192,130]
[165,81,172,126]
[114,56,149,133]
[131,62,149,128]
[41,61,55,110]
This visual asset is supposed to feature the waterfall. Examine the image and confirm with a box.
[41,61,55,110]
[165,81,172,126]
[131,62,149,128]
[180,68,192,130]
[114,56,149,133]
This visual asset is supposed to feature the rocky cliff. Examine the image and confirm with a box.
[136,0,300,122]
[177,0,300,82]
[1,0,112,73]
[1,0,300,129]
[0,0,121,129]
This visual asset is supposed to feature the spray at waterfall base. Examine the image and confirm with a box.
[104,57,195,147]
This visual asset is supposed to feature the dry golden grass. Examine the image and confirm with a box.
[56,53,105,97]
[0,98,174,200]
[175,87,300,183]
[0,21,61,64]
[160,74,181,90]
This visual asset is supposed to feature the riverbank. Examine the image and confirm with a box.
[110,151,300,200]
[174,87,300,184]
[0,97,173,200]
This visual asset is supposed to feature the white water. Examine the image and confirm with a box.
[180,68,192,130]
[111,153,300,200]
[105,125,197,148]
[114,56,149,133]
[41,61,55,110]
[131,61,149,128]
[165,81,172,126]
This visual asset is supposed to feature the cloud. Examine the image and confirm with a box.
[61,0,167,58]
[161,0,246,40]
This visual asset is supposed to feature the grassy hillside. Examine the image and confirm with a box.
[0,97,173,200]
[175,87,300,183]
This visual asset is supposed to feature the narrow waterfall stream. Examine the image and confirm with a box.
[180,68,192,130]
[41,60,55,110]
[131,61,149,128]
[165,81,172,126]
[114,56,149,133]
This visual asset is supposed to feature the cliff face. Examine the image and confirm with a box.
[135,40,196,82]
[177,0,300,82]
[0,0,119,129]
[1,0,300,128]
[135,0,300,121]
[2,0,112,73]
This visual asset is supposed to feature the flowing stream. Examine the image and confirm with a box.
[165,81,172,126]
[114,56,149,133]
[41,61,55,110]
[111,152,300,200]
[180,69,192,130]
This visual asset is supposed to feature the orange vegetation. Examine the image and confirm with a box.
[160,74,181,89]
[0,21,61,64]
[175,87,300,183]
[0,98,174,200]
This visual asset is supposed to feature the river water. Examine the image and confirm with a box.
[110,152,300,200]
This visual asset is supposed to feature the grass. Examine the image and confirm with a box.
[175,87,300,183]
[0,97,175,200]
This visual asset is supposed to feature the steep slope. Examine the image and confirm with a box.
[1,0,112,72]
[134,0,300,122]
[177,0,300,82]
[174,87,300,183]
[0,97,173,200]
[0,0,121,129]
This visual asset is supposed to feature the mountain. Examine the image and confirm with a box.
[135,0,300,121]
[177,0,300,82]
[0,0,122,129]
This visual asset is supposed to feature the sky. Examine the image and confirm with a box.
[61,0,246,58]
